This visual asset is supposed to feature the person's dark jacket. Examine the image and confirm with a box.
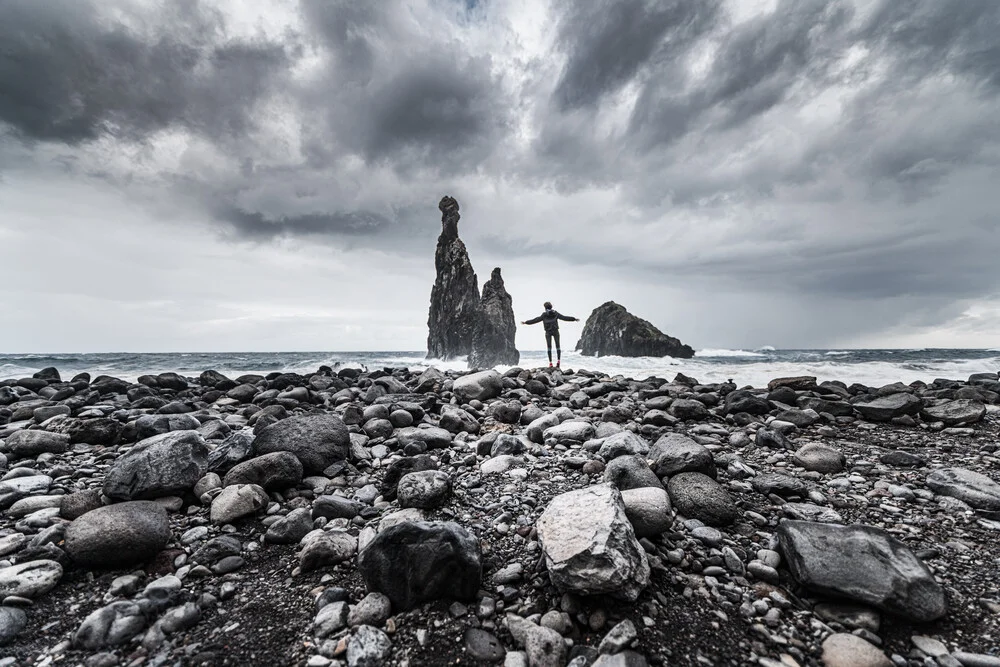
[524,308,577,334]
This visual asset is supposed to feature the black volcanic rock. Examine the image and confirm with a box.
[575,301,693,358]
[469,267,519,368]
[426,196,481,361]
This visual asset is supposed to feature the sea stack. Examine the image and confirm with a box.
[576,301,694,358]
[468,267,519,369]
[426,196,481,360]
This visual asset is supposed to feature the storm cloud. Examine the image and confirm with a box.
[1,0,999,351]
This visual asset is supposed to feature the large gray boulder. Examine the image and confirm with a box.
[65,501,170,568]
[0,560,62,599]
[222,451,303,490]
[536,484,650,601]
[620,487,672,537]
[648,433,715,478]
[452,370,503,403]
[426,196,481,361]
[920,399,987,426]
[666,472,737,526]
[469,267,520,369]
[777,520,947,622]
[358,521,481,611]
[251,414,350,473]
[926,468,1000,511]
[135,414,202,440]
[103,431,208,500]
[575,301,693,358]
[792,443,846,474]
[853,393,923,421]
[597,431,649,460]
[4,430,70,458]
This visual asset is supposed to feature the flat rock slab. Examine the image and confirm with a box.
[854,393,923,421]
[536,484,649,601]
[777,520,946,622]
[920,399,987,426]
[926,468,1000,511]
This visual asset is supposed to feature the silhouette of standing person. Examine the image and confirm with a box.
[521,301,579,368]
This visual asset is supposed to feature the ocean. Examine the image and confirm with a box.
[1,349,998,388]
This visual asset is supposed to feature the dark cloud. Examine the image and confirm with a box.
[552,0,722,111]
[299,0,509,169]
[0,0,291,144]
[859,0,1000,90]
[628,0,853,149]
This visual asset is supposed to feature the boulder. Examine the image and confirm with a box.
[469,267,520,369]
[648,433,715,478]
[251,414,350,473]
[5,430,70,458]
[222,451,303,490]
[853,393,923,422]
[396,470,451,510]
[926,468,1000,511]
[210,484,269,524]
[792,443,845,474]
[597,431,649,460]
[767,376,817,391]
[0,560,62,599]
[620,487,672,537]
[135,414,202,440]
[666,473,737,526]
[380,454,439,501]
[103,431,208,500]
[575,301,693,358]
[395,427,452,454]
[452,370,503,403]
[426,196,482,361]
[920,399,987,426]
[65,501,171,568]
[821,633,892,667]
[603,455,663,491]
[73,601,147,649]
[777,520,947,622]
[358,521,481,611]
[536,484,650,601]
[724,390,771,416]
[300,532,358,573]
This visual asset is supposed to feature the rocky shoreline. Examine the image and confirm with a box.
[0,365,999,667]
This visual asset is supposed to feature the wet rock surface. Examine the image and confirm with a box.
[0,366,997,665]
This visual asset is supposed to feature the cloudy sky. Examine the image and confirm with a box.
[1,0,999,353]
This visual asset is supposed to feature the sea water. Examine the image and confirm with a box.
[1,349,998,387]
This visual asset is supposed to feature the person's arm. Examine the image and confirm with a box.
[555,312,579,322]
[521,315,542,325]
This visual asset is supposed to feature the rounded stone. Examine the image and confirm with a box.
[65,501,171,568]
[792,443,846,474]
[396,471,451,510]
[666,472,738,526]
[0,560,63,599]
[821,633,892,667]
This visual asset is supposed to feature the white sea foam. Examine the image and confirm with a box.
[694,348,766,358]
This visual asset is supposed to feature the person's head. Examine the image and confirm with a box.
[543,301,552,310]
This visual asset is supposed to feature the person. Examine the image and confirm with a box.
[521,301,579,368]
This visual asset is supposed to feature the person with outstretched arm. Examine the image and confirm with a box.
[521,301,579,368]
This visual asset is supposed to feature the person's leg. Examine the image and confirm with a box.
[545,332,553,365]
[554,331,561,367]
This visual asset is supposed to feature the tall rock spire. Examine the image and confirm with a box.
[469,267,519,369]
[426,196,481,360]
